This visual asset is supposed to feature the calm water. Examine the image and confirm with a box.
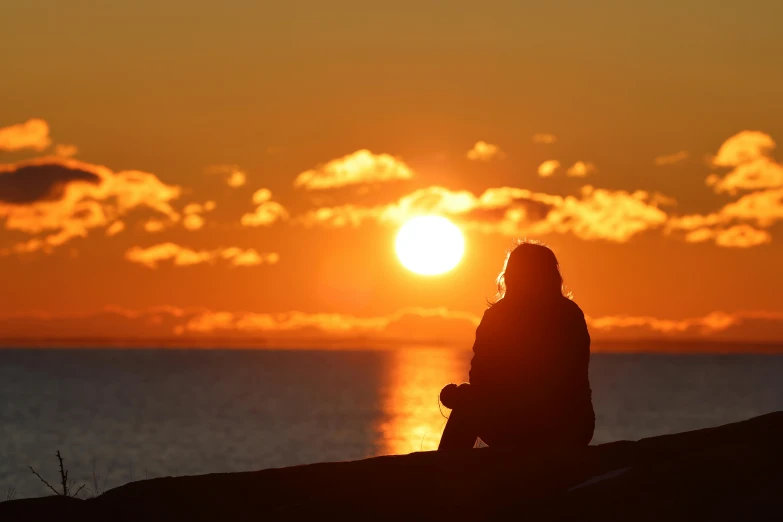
[2,349,782,499]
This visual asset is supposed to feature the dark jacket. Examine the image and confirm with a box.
[468,295,595,445]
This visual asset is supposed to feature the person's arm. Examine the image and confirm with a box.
[573,306,591,370]
[563,304,591,399]
[468,310,495,389]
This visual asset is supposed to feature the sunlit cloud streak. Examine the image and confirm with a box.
[54,144,78,157]
[656,131,783,247]
[721,188,783,227]
[708,131,783,194]
[667,160,783,247]
[0,157,180,254]
[298,184,672,243]
[654,150,689,166]
[183,201,216,215]
[124,242,279,269]
[204,164,247,188]
[0,119,51,152]
[182,200,216,231]
[466,141,505,161]
[712,225,771,248]
[180,307,481,339]
[538,160,560,177]
[682,224,771,248]
[241,189,288,226]
[105,221,125,236]
[143,218,168,233]
[293,149,414,190]
[532,133,558,144]
[183,214,205,231]
[3,307,783,345]
[139,201,215,233]
[566,161,597,177]
[0,306,482,346]
[588,311,738,336]
[586,310,783,343]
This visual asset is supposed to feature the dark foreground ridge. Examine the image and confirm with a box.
[3,412,782,521]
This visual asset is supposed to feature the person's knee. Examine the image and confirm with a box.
[440,382,472,410]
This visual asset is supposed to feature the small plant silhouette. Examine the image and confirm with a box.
[4,486,15,501]
[28,450,85,498]
[86,459,113,498]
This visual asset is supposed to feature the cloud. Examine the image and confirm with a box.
[105,220,125,236]
[0,306,482,347]
[683,224,771,248]
[139,201,215,233]
[466,141,505,161]
[708,131,783,194]
[125,242,279,269]
[125,243,212,268]
[298,184,671,243]
[143,218,167,233]
[0,119,51,152]
[714,225,771,248]
[183,214,204,231]
[227,171,246,188]
[180,306,481,342]
[220,248,280,267]
[532,133,558,144]
[587,310,783,343]
[666,187,783,247]
[654,151,689,166]
[0,157,180,254]
[251,189,273,205]
[183,201,216,215]
[297,186,491,229]
[545,186,669,242]
[241,189,288,227]
[538,160,560,177]
[720,188,783,227]
[181,200,216,231]
[204,164,247,188]
[294,149,414,190]
[0,161,100,204]
[566,161,597,177]
[713,131,775,167]
[54,144,78,157]
[588,312,737,337]
[4,307,783,346]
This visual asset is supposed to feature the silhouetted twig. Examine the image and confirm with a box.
[4,486,16,501]
[56,451,68,497]
[91,461,100,497]
[28,465,59,496]
[28,450,85,497]
[88,459,113,497]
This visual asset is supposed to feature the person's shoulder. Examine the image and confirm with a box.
[481,300,502,318]
[560,297,586,321]
[481,298,512,322]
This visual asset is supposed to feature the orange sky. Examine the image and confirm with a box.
[2,2,783,347]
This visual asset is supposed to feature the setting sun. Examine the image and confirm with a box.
[395,216,465,276]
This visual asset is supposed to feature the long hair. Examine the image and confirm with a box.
[490,239,572,305]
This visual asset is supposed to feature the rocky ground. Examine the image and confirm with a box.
[2,411,781,521]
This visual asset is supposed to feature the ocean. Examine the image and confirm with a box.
[2,348,782,499]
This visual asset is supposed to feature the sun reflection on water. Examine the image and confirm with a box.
[376,348,468,454]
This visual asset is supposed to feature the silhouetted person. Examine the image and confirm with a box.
[438,240,594,450]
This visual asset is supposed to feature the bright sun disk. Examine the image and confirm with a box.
[395,216,465,276]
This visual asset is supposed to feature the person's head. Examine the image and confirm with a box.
[492,239,572,303]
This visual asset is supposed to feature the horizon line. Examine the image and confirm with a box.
[0,336,782,354]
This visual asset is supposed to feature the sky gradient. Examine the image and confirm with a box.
[2,1,783,347]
